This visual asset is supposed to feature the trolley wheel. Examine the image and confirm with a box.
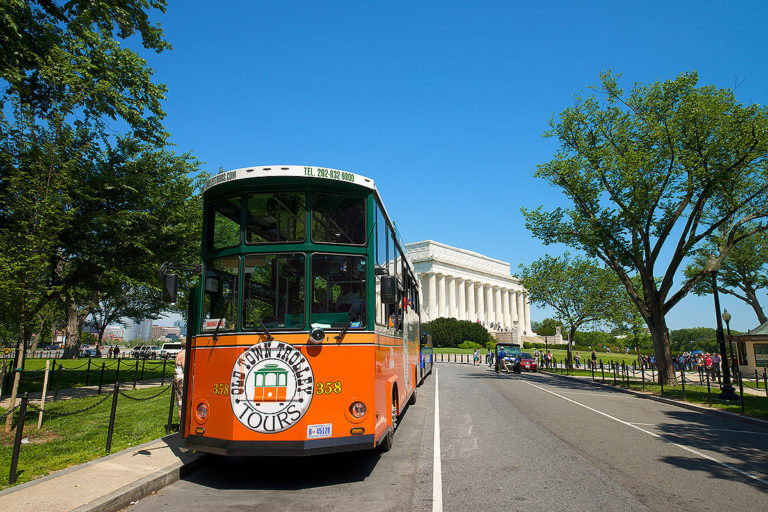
[495,362,500,373]
[408,388,417,405]
[378,392,398,453]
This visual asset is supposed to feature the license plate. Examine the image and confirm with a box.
[307,423,332,439]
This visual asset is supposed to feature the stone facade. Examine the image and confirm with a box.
[406,240,534,343]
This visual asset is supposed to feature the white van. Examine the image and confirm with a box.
[160,342,183,360]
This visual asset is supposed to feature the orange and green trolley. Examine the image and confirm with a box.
[174,165,428,456]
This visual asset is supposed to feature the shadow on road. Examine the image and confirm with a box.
[654,409,768,491]
[186,450,380,490]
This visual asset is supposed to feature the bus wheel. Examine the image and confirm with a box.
[408,388,417,405]
[379,392,398,453]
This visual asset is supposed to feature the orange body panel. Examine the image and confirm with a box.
[184,332,419,452]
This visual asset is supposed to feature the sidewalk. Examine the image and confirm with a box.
[0,433,203,512]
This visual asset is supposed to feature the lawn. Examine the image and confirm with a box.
[0,385,176,489]
[1,357,174,396]
[433,347,641,365]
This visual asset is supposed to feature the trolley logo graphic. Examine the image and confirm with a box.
[230,341,314,434]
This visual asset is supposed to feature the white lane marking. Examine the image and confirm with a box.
[628,422,768,435]
[433,367,443,512]
[522,380,768,486]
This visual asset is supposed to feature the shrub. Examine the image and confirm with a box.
[459,341,481,350]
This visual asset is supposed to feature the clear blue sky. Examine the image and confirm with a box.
[144,1,768,332]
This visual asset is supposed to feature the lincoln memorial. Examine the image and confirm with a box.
[405,240,533,342]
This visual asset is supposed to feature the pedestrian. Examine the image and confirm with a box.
[108,346,114,359]
[114,345,120,359]
[712,353,722,382]
[473,349,479,366]
[575,351,581,368]
[174,347,185,421]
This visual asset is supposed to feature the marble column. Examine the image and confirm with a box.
[447,276,456,319]
[477,284,485,325]
[502,289,511,328]
[494,287,502,328]
[428,273,437,320]
[467,281,476,321]
[517,291,525,335]
[438,274,446,318]
[457,278,466,320]
[510,290,519,324]
[524,293,532,334]
[485,285,493,327]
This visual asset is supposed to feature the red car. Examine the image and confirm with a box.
[520,352,538,372]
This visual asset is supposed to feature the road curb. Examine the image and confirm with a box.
[542,370,768,429]
[72,451,206,512]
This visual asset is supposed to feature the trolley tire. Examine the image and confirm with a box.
[408,388,417,405]
[378,392,398,453]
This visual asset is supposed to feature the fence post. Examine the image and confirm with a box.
[37,361,51,428]
[613,364,617,386]
[8,393,29,485]
[166,383,176,434]
[85,357,92,387]
[681,366,686,401]
[141,358,146,380]
[756,370,760,391]
[601,363,605,383]
[53,364,63,400]
[659,367,664,396]
[133,359,139,389]
[116,358,120,384]
[764,368,768,397]
[105,382,120,453]
[0,361,6,398]
[641,366,645,391]
[591,363,595,381]
[705,368,712,406]
[98,362,106,395]
[161,359,167,386]
[738,371,745,414]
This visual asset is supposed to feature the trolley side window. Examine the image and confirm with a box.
[311,254,367,329]
[246,192,306,244]
[311,192,365,245]
[208,198,242,250]
[243,253,305,330]
[202,256,240,332]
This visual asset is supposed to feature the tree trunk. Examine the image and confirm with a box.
[647,313,677,386]
[61,291,90,359]
[4,304,26,432]
[744,286,768,325]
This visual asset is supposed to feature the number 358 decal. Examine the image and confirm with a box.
[315,381,342,395]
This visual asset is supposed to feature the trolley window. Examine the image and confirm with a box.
[202,256,240,332]
[246,192,306,244]
[208,198,242,250]
[243,253,305,329]
[311,192,365,245]
[311,254,367,329]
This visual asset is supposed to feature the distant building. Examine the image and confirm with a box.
[123,319,141,342]
[173,319,187,337]
[139,319,153,341]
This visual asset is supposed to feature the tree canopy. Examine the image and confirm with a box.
[523,71,768,383]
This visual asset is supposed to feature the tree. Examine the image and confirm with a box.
[423,318,492,347]
[523,71,768,384]
[684,229,768,325]
[0,0,170,142]
[518,253,636,364]
[531,318,562,336]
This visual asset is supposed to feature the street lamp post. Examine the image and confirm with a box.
[706,256,738,400]
[722,309,737,379]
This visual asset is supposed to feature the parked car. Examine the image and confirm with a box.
[131,345,146,358]
[495,343,522,373]
[160,342,183,360]
[144,345,160,359]
[519,352,538,372]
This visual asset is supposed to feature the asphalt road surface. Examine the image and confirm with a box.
[129,364,768,512]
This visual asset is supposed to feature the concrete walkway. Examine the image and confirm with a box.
[0,433,203,512]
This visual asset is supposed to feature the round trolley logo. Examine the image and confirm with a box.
[230,341,314,434]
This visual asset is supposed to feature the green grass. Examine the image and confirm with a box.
[433,347,640,365]
[541,366,768,419]
[1,357,173,396]
[0,385,176,489]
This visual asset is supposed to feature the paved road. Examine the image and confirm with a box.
[129,364,768,512]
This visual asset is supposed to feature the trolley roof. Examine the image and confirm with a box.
[201,164,418,279]
[201,165,377,194]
